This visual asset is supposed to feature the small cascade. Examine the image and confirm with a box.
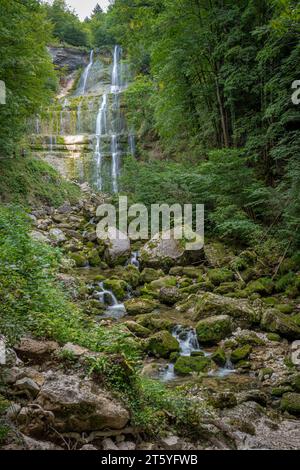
[111,45,122,93]
[81,50,94,95]
[96,282,126,319]
[161,325,235,382]
[128,251,140,269]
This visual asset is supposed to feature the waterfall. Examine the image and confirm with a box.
[111,45,122,94]
[95,93,108,190]
[129,134,136,156]
[128,251,140,269]
[111,134,119,193]
[97,282,126,319]
[82,50,94,95]
[77,101,82,134]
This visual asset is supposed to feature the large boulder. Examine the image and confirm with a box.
[36,372,129,432]
[14,338,59,363]
[280,393,300,416]
[196,315,232,345]
[261,309,300,340]
[145,331,180,358]
[174,356,212,375]
[124,298,159,316]
[193,292,261,326]
[140,228,204,270]
[98,227,130,267]
[159,287,182,305]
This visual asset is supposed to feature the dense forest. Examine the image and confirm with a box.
[0,0,300,454]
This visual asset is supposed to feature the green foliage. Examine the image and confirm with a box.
[0,0,57,155]
[0,156,81,207]
[44,0,89,47]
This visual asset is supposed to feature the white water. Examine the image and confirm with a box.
[95,94,108,190]
[97,282,126,319]
[111,134,119,193]
[77,101,82,133]
[129,134,136,156]
[128,251,140,269]
[111,45,122,94]
[161,326,235,382]
[82,50,94,95]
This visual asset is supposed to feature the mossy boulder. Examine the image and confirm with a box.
[174,356,212,375]
[159,287,182,305]
[124,321,151,338]
[102,227,131,267]
[231,345,252,363]
[245,278,274,296]
[261,309,300,340]
[204,242,232,268]
[136,314,174,332]
[236,331,265,346]
[140,268,164,284]
[70,252,88,267]
[181,266,204,279]
[150,276,177,290]
[103,279,128,300]
[280,393,300,415]
[214,282,241,295]
[145,330,180,358]
[211,347,227,366]
[124,298,159,315]
[140,227,205,270]
[267,333,281,342]
[87,249,101,267]
[196,315,232,345]
[117,265,140,288]
[208,268,235,286]
[277,304,294,314]
[180,281,214,294]
[194,292,261,326]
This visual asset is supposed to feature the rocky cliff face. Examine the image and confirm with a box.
[48,46,89,72]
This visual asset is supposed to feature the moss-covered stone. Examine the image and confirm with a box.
[204,242,232,268]
[174,355,212,375]
[145,330,180,358]
[180,281,214,294]
[70,252,88,267]
[267,333,281,342]
[124,298,159,315]
[117,265,140,288]
[214,282,241,295]
[159,287,182,305]
[231,345,252,363]
[87,249,101,267]
[261,308,300,339]
[211,347,227,366]
[245,278,274,296]
[271,386,293,397]
[136,314,174,332]
[140,268,164,284]
[150,276,177,290]
[236,331,265,346]
[182,266,204,279]
[208,268,235,286]
[277,304,294,314]
[196,315,232,345]
[194,292,261,326]
[103,279,128,300]
[280,393,300,415]
[124,321,151,338]
[275,273,297,293]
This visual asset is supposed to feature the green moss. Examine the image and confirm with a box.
[140,268,164,284]
[246,278,274,296]
[277,304,294,314]
[196,315,232,344]
[280,393,300,415]
[267,332,281,342]
[275,273,296,293]
[174,355,212,375]
[70,252,88,267]
[214,282,240,295]
[124,298,159,315]
[211,347,226,366]
[231,345,252,363]
[271,386,293,397]
[145,330,180,358]
[208,268,235,286]
[0,156,80,207]
[103,279,128,300]
[87,249,101,267]
[124,321,151,338]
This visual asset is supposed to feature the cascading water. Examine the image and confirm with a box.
[95,94,108,190]
[128,251,140,269]
[111,45,122,93]
[129,134,136,156]
[111,134,119,193]
[96,282,126,319]
[160,325,235,382]
[81,50,94,95]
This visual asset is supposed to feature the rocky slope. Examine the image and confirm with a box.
[0,185,300,450]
